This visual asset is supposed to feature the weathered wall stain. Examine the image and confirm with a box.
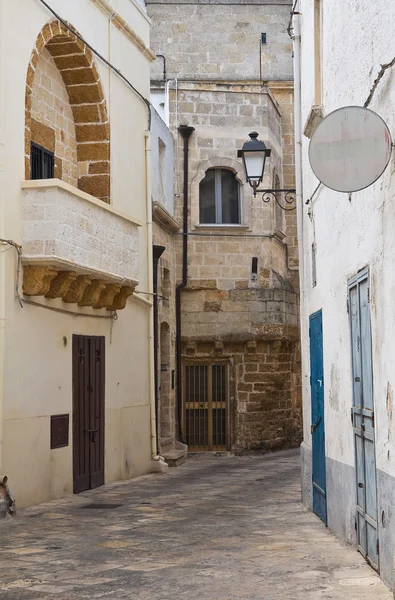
[329,363,340,412]
[386,381,393,441]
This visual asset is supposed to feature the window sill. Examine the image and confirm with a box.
[194,224,251,232]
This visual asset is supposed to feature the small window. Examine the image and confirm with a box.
[199,168,240,224]
[30,142,54,180]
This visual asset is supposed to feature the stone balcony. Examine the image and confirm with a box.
[21,179,141,311]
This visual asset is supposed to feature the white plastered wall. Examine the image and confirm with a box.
[0,0,153,507]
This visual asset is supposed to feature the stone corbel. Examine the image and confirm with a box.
[107,285,135,311]
[63,275,92,304]
[94,283,121,309]
[45,271,78,299]
[23,265,58,296]
[78,279,107,307]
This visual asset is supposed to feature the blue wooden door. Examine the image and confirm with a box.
[349,270,379,571]
[309,310,327,525]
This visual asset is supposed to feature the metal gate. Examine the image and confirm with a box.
[309,310,327,525]
[184,363,228,451]
[349,269,379,570]
[72,335,105,494]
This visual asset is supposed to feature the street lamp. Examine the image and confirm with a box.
[237,132,271,195]
[237,132,296,210]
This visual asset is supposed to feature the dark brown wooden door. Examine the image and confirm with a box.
[72,335,105,494]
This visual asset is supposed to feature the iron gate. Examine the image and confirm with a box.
[184,363,228,451]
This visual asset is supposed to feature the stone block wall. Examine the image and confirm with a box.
[148,0,293,82]
[22,182,139,283]
[31,48,78,186]
[183,333,302,452]
[181,285,298,340]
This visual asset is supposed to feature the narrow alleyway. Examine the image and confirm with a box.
[0,451,391,599]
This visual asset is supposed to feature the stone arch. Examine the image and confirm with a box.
[25,19,110,203]
[191,157,250,228]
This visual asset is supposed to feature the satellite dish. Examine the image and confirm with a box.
[309,106,392,193]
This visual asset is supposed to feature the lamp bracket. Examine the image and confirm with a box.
[254,188,297,211]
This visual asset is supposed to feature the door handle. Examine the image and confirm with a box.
[85,428,98,442]
[311,416,321,434]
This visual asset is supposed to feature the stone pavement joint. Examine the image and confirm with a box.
[0,450,391,599]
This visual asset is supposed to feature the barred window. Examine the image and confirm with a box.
[30,142,54,180]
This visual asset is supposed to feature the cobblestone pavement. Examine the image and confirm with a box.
[0,450,391,599]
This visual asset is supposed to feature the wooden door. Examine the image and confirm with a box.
[72,335,105,494]
[184,363,228,451]
[349,269,379,570]
[309,310,327,525]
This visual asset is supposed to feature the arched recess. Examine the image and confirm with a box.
[25,19,110,203]
[159,322,172,441]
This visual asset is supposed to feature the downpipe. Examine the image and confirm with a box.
[292,14,309,448]
[175,125,195,442]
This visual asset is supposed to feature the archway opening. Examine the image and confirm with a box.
[25,20,110,203]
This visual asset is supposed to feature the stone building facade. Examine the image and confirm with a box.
[149,0,301,454]
[0,0,161,508]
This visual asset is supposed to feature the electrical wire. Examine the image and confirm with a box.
[1,239,119,318]
[21,297,117,319]
[287,0,299,39]
[36,0,152,129]
[364,56,395,108]
[0,239,23,307]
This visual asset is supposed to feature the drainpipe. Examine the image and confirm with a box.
[292,13,309,448]
[292,13,304,295]
[0,0,6,474]
[153,244,165,455]
[175,124,195,442]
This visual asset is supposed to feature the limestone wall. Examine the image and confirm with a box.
[31,49,78,187]
[148,0,293,82]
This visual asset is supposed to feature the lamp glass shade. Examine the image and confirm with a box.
[243,151,266,182]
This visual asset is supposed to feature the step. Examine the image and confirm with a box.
[162,448,187,467]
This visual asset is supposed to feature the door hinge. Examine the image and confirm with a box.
[351,408,353,424]
[372,412,375,428]
[354,516,357,531]
[347,298,350,314]
[376,539,380,556]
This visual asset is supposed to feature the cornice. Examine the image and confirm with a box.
[153,202,180,233]
[90,0,156,62]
